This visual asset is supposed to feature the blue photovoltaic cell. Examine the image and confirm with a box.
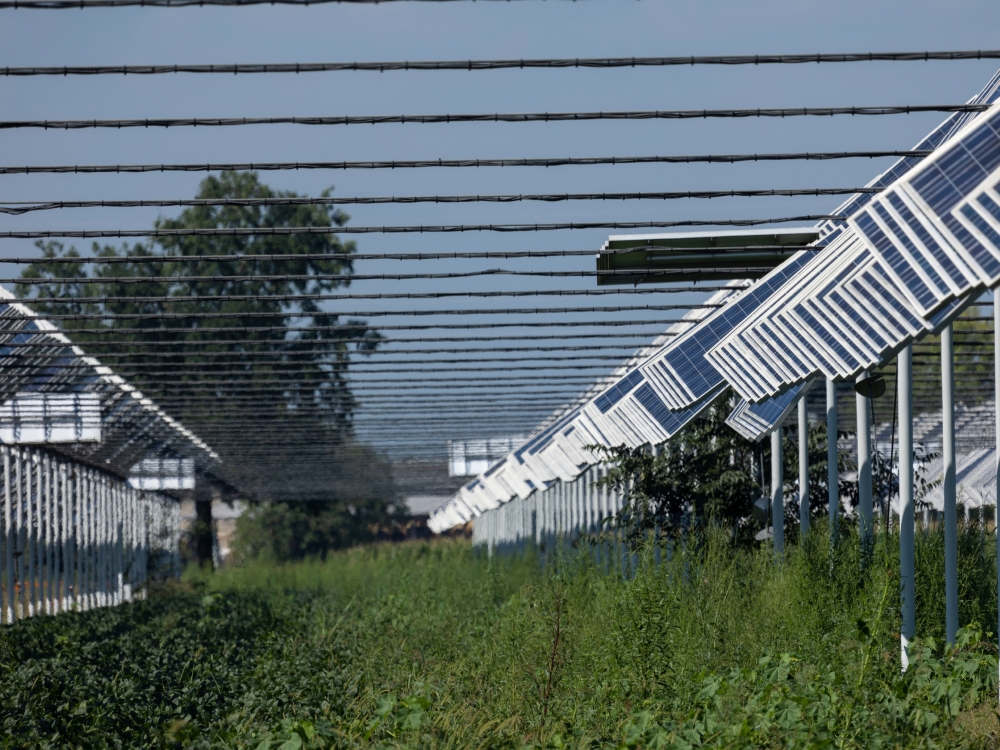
[793,303,861,369]
[927,296,969,328]
[745,381,803,424]
[465,479,481,491]
[827,288,888,351]
[512,408,580,463]
[633,383,687,434]
[943,210,1000,277]
[594,369,644,413]
[885,193,967,286]
[633,383,721,437]
[483,459,505,478]
[826,71,1000,227]
[960,203,1000,253]
[755,323,808,376]
[0,331,38,358]
[964,120,1000,173]
[979,191,1000,219]
[845,281,905,339]
[654,253,813,403]
[855,212,937,308]
[872,203,949,291]
[856,270,923,330]
[768,316,836,373]
[912,112,1000,215]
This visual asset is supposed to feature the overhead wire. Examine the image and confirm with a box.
[0,215,844,238]
[0,305,704,320]
[0,188,878,214]
[0,288,731,302]
[21,343,663,359]
[0,105,986,130]
[6,51,1000,74]
[0,331,677,348]
[4,268,761,283]
[0,151,934,175]
[0,248,803,263]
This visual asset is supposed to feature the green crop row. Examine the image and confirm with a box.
[1,524,998,749]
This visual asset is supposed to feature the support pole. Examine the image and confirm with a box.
[799,395,809,538]
[3,448,11,624]
[995,296,1000,700]
[26,451,35,618]
[43,456,53,615]
[857,371,873,565]
[827,378,839,545]
[14,450,23,619]
[899,345,915,669]
[942,323,958,644]
[771,428,784,559]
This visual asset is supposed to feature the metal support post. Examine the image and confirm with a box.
[995,296,1000,700]
[857,371,873,564]
[63,465,73,611]
[43,456,53,615]
[942,323,958,644]
[26,451,36,618]
[771,428,784,559]
[899,345,915,669]
[799,396,809,538]
[827,378,840,545]
[2,447,11,624]
[14,450,23,620]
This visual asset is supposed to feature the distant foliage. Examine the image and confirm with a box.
[234,495,402,563]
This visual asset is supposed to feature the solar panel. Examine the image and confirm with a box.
[637,253,813,411]
[710,100,1000,403]
[726,380,808,442]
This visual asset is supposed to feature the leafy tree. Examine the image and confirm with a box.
[592,392,762,546]
[16,172,399,562]
[592,391,859,548]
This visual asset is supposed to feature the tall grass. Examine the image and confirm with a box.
[1,524,998,747]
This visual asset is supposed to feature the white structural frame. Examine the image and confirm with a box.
[0,445,181,624]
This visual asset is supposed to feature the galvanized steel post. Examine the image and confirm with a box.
[899,345,915,669]
[942,323,958,644]
[827,378,839,546]
[857,371,873,565]
[771,428,784,559]
[798,396,809,538]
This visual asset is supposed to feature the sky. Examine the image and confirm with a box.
[1,0,1000,473]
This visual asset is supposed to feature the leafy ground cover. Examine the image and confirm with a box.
[1,525,999,749]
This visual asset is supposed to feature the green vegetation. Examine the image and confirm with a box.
[591,395,859,547]
[2,526,999,748]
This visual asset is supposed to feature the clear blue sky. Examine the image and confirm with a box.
[1,0,999,464]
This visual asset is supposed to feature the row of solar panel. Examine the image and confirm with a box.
[426,293,742,532]
[467,466,626,549]
[709,102,1000,405]
[429,68,1000,534]
[0,289,219,479]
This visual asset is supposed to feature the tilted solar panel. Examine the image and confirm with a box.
[726,380,810,442]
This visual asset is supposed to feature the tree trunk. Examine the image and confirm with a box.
[194,499,214,569]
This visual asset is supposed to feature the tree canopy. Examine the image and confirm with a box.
[17,172,398,519]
